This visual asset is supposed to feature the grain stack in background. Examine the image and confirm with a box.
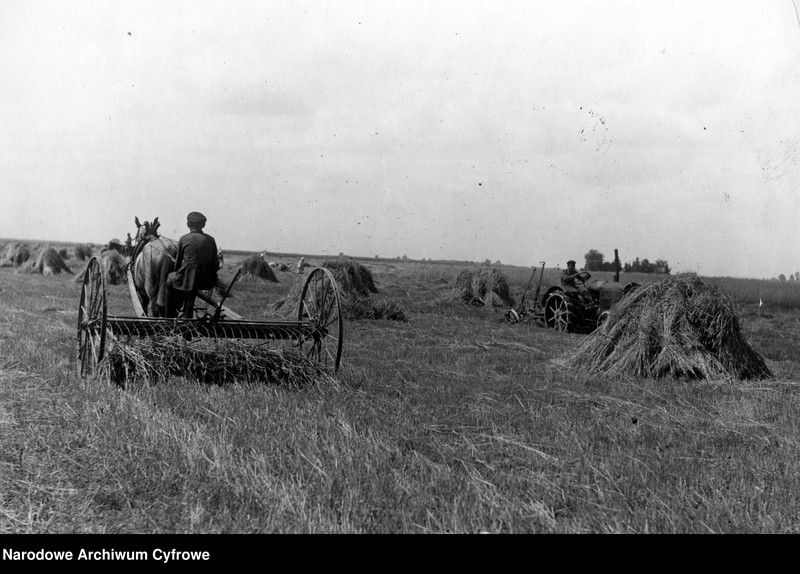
[18,246,72,275]
[564,273,771,380]
[447,267,515,308]
[239,253,279,283]
[73,251,126,285]
[322,256,378,296]
[321,256,404,321]
[102,250,126,284]
[0,243,31,268]
[271,256,405,321]
[74,243,93,261]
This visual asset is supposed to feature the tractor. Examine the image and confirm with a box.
[540,272,638,333]
[505,250,638,333]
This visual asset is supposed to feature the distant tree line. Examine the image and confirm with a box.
[584,249,671,275]
[777,272,800,281]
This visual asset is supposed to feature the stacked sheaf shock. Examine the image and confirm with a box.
[565,273,772,380]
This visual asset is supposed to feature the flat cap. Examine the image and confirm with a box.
[567,260,576,265]
[187,212,207,226]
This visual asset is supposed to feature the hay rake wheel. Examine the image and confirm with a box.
[77,256,108,376]
[297,267,343,372]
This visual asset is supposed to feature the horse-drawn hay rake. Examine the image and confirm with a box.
[77,255,344,381]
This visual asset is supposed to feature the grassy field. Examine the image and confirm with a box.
[2,242,800,533]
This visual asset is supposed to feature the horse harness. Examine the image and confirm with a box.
[127,234,176,273]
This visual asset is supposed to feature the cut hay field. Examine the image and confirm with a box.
[2,240,800,533]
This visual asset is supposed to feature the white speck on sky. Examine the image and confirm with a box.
[1,0,799,278]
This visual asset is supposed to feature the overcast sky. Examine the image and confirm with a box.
[2,0,799,278]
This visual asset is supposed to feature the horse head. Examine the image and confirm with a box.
[134,216,161,245]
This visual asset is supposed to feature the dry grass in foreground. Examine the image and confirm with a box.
[2,260,800,533]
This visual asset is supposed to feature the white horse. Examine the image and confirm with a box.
[131,216,177,317]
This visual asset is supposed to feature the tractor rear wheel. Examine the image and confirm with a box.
[544,292,578,333]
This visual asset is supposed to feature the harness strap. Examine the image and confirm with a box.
[127,234,176,270]
[147,236,176,263]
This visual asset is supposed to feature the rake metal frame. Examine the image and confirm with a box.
[77,256,344,378]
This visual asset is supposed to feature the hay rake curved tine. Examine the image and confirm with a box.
[76,256,344,378]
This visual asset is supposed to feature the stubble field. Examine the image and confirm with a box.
[2,242,800,533]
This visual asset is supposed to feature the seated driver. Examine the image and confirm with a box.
[561,260,589,295]
[163,211,220,318]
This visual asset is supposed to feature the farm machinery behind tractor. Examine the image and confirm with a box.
[506,250,639,334]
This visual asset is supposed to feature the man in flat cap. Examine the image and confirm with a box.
[561,259,590,298]
[164,211,220,318]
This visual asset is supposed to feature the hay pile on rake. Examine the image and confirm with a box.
[564,273,771,380]
[18,246,72,275]
[444,267,515,308]
[102,336,328,387]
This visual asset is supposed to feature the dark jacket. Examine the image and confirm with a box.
[172,230,219,291]
[561,268,580,289]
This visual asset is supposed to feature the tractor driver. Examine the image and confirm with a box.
[561,260,590,298]
[163,211,220,319]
